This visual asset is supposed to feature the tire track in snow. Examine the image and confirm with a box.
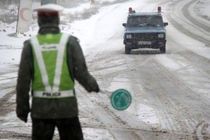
[124,52,209,139]
[126,53,210,139]
[80,50,145,139]
[154,54,210,139]
[87,49,197,139]
[182,0,210,33]
[0,89,15,116]
[154,62,198,132]
[0,130,31,140]
[194,121,210,140]
[162,0,210,45]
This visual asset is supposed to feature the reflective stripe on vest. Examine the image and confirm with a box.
[30,33,74,98]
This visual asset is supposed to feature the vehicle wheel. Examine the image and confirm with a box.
[160,46,166,53]
[125,47,131,54]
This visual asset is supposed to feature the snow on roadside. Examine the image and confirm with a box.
[0,20,35,68]
[68,0,149,53]
[0,22,26,48]
[63,3,92,15]
[64,3,128,52]
[97,0,118,3]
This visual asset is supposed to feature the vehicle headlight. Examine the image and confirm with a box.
[126,34,132,39]
[158,34,164,38]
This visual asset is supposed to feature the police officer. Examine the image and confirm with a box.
[16,4,99,140]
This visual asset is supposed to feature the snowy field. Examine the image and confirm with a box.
[0,0,210,139]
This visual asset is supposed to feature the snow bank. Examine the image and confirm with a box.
[63,3,91,15]
[0,21,33,66]
[0,22,25,47]
[96,0,118,4]
[69,0,149,53]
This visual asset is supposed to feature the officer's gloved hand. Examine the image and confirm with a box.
[17,112,28,123]
[86,84,100,93]
[94,85,100,93]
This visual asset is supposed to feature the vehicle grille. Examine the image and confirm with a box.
[134,33,157,41]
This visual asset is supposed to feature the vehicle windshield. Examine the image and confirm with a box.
[127,15,163,27]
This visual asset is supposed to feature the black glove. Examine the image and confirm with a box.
[95,85,100,93]
[86,84,100,93]
[17,112,28,123]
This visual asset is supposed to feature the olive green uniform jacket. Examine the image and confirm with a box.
[16,26,99,120]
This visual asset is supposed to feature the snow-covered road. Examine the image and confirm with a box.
[0,0,210,139]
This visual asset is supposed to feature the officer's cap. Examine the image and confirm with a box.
[34,4,63,15]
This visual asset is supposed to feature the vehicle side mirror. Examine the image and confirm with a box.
[164,22,168,26]
[122,23,127,27]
